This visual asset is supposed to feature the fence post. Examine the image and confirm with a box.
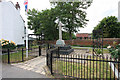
[47,43,49,50]
[39,46,41,56]
[22,48,24,62]
[8,49,10,64]
[58,47,60,58]
[118,48,120,74]
[46,51,48,66]
[50,51,53,74]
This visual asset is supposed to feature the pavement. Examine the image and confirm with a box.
[11,56,46,75]
[2,63,47,78]
[2,56,47,78]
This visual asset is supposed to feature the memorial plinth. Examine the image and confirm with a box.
[56,21,74,54]
[56,39,65,46]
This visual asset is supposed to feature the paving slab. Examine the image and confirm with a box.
[2,64,47,78]
[11,56,46,75]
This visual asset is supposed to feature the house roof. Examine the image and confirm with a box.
[76,33,91,37]
[9,1,25,23]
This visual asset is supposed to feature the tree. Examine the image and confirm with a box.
[51,1,92,39]
[28,8,59,40]
[93,16,120,38]
[62,32,76,40]
[27,8,76,40]
[27,1,92,40]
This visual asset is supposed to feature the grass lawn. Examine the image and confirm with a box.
[72,47,109,54]
[52,57,114,78]
[2,50,37,63]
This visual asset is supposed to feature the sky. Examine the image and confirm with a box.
[6,0,120,34]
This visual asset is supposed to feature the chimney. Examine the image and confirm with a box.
[15,2,20,13]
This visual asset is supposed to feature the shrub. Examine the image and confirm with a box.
[107,43,120,59]
[0,39,16,50]
[94,49,102,55]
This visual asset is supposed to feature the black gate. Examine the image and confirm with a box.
[47,48,120,79]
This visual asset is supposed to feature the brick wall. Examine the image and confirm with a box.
[45,38,120,46]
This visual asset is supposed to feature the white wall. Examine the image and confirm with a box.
[0,1,25,45]
[118,1,120,22]
[0,2,2,41]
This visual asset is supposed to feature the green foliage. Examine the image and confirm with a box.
[28,8,59,40]
[108,48,119,59]
[72,34,77,39]
[52,1,92,39]
[1,39,16,50]
[108,44,120,59]
[93,16,120,38]
[28,1,92,40]
[62,32,76,40]
[94,49,102,55]
[28,8,77,40]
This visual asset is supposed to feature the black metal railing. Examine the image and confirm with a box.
[46,47,59,74]
[47,48,120,79]
[2,46,41,64]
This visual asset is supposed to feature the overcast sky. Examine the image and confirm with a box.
[6,0,120,34]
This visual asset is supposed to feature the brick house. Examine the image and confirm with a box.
[76,33,92,40]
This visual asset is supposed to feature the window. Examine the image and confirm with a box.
[80,37,82,39]
[84,37,88,39]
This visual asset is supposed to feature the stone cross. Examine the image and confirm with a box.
[56,21,65,46]
[58,21,62,40]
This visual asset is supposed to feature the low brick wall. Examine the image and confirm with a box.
[45,38,120,46]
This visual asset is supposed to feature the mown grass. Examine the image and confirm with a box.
[52,57,114,78]
[72,47,109,54]
[2,50,37,63]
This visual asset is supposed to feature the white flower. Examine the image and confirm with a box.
[107,46,111,49]
[115,49,118,51]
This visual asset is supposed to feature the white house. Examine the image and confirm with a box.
[118,1,120,22]
[0,1,25,45]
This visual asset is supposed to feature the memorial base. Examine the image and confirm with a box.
[54,39,74,55]
[58,45,74,55]
[56,39,65,46]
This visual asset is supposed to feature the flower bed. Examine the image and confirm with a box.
[0,39,16,53]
